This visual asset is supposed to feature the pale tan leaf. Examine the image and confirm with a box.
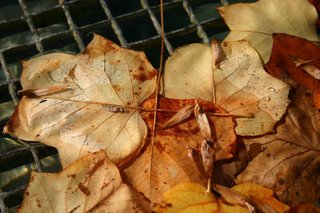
[162,41,290,135]
[218,0,318,62]
[237,88,320,205]
[19,151,150,213]
[4,34,157,167]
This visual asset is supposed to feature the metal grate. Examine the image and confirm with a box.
[0,0,253,211]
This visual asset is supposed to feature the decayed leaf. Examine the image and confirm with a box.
[236,88,320,205]
[153,182,289,213]
[19,151,150,212]
[218,0,318,62]
[4,34,157,167]
[124,96,236,203]
[162,41,290,136]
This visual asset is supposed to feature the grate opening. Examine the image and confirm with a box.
[168,28,203,49]
[42,32,80,53]
[155,3,191,33]
[0,21,30,40]
[0,86,12,103]
[106,0,142,17]
[118,11,158,42]
[0,0,261,211]
[69,0,108,27]
[25,0,59,15]
[3,44,38,64]
[32,7,68,29]
[79,22,120,45]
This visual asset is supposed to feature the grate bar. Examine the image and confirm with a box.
[182,0,209,44]
[0,194,6,213]
[58,0,85,52]
[0,53,18,104]
[99,0,129,48]
[18,0,44,54]
[0,185,25,213]
[139,0,173,54]
[18,140,43,172]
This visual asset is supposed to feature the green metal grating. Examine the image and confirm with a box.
[0,0,255,211]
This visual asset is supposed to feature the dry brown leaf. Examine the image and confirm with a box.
[218,0,318,62]
[19,151,150,212]
[162,41,290,136]
[4,34,157,167]
[237,87,320,205]
[124,96,236,203]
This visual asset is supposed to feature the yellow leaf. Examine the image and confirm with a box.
[218,0,318,62]
[153,182,289,213]
[162,41,290,135]
[153,182,218,213]
[4,34,157,167]
[19,151,150,212]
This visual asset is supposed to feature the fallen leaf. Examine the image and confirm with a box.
[19,151,150,212]
[162,41,290,136]
[265,34,320,108]
[124,96,236,203]
[153,182,289,212]
[218,0,319,62]
[4,34,157,167]
[236,87,320,205]
[265,34,320,91]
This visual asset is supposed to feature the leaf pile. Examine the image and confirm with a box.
[2,0,320,212]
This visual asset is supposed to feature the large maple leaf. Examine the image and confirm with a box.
[3,34,157,167]
[236,87,320,205]
[218,0,318,62]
